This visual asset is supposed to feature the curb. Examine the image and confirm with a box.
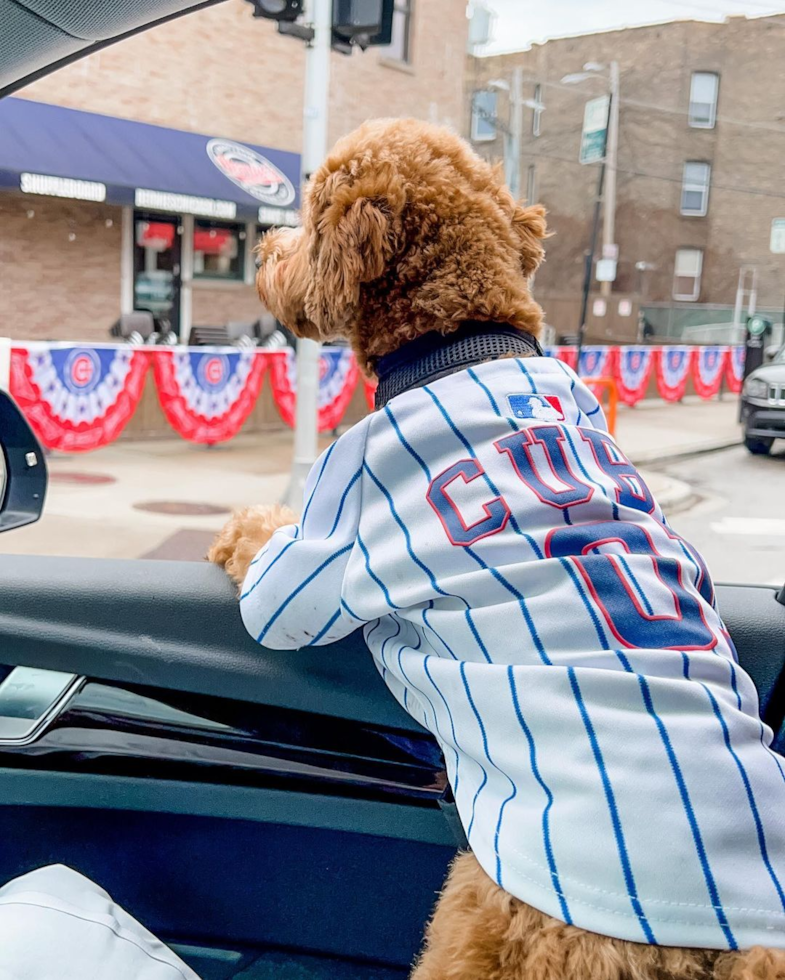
[627,437,740,468]
[639,469,697,515]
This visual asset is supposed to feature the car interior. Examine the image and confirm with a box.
[1,3,785,978]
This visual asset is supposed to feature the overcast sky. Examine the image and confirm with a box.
[479,0,785,54]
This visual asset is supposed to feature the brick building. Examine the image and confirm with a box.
[0,0,468,342]
[467,14,785,344]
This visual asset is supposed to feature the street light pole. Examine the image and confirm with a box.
[600,60,620,299]
[508,66,523,199]
[282,0,332,513]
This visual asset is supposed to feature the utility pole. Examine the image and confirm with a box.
[600,60,620,299]
[282,0,332,512]
[508,66,523,199]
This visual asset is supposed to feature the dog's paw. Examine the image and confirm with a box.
[208,504,297,587]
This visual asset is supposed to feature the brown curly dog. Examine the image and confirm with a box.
[210,118,785,980]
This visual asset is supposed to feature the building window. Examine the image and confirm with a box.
[681,161,711,216]
[689,72,719,128]
[526,164,537,204]
[471,90,497,142]
[193,221,245,280]
[388,0,413,64]
[673,248,703,301]
[532,84,542,137]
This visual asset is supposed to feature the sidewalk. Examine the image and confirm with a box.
[0,398,741,562]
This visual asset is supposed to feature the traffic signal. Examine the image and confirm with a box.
[333,0,394,47]
[247,0,303,21]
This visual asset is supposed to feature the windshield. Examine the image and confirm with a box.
[1,0,784,587]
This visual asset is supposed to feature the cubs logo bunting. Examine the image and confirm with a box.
[614,346,654,406]
[545,346,579,370]
[153,349,267,444]
[693,346,728,399]
[268,348,359,432]
[726,345,746,394]
[578,346,617,379]
[655,346,693,402]
[10,344,149,452]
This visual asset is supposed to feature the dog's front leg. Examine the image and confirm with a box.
[208,504,297,588]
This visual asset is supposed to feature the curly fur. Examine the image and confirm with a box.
[412,853,785,980]
[214,119,784,978]
[207,504,296,587]
[256,118,547,376]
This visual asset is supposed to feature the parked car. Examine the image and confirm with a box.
[740,345,785,454]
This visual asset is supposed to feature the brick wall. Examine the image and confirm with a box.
[0,196,122,342]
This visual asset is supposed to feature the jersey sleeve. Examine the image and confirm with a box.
[238,418,370,650]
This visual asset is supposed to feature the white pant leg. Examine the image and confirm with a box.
[0,864,201,980]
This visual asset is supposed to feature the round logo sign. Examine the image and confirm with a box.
[206,138,296,207]
[64,348,101,395]
[198,354,229,390]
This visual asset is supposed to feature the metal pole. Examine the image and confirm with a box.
[282,0,332,512]
[600,61,619,299]
[577,162,606,365]
[508,66,523,199]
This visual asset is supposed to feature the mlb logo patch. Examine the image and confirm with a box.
[507,394,565,422]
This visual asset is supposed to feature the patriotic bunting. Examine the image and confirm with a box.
[545,346,579,370]
[268,347,359,432]
[152,348,267,444]
[614,346,654,406]
[10,344,149,452]
[578,345,617,379]
[6,342,742,452]
[655,346,693,402]
[726,345,746,394]
[363,378,378,411]
[692,346,728,400]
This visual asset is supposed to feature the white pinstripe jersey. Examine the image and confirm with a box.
[240,356,785,950]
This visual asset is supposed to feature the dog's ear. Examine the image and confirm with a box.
[304,171,403,335]
[511,203,548,277]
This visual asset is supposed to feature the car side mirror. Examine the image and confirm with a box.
[0,390,47,533]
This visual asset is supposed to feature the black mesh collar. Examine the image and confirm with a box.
[373,321,543,409]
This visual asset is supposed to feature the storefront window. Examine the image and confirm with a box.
[193,220,245,280]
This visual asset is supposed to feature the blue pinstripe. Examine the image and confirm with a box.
[242,538,298,599]
[301,441,337,530]
[256,544,353,644]
[701,681,785,914]
[568,665,657,944]
[613,651,737,948]
[617,554,655,616]
[508,666,572,924]
[458,663,517,886]
[558,557,610,649]
[553,358,585,425]
[357,532,402,609]
[423,653,463,794]
[306,609,342,647]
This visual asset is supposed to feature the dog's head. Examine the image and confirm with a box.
[257,118,547,376]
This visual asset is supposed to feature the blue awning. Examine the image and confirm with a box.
[0,97,301,223]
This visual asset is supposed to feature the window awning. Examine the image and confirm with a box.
[0,97,301,223]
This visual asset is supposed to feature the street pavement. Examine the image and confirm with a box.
[0,396,747,565]
[656,443,785,588]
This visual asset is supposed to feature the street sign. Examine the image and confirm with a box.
[592,298,607,317]
[596,258,617,282]
[771,218,785,254]
[618,299,632,317]
[580,95,609,165]
[602,243,618,260]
